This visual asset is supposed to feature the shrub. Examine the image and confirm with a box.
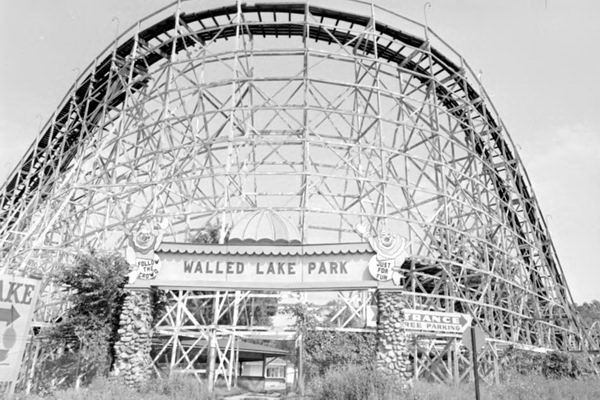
[308,364,405,400]
[304,330,377,378]
[500,346,596,380]
[287,303,377,379]
[542,351,595,379]
[33,251,129,392]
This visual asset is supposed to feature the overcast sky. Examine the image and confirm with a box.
[1,0,598,303]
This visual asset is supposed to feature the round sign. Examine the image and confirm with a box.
[368,255,394,281]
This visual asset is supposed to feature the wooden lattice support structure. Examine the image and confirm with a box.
[412,335,502,385]
[148,288,377,389]
[1,0,597,390]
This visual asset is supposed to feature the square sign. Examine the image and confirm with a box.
[0,275,41,382]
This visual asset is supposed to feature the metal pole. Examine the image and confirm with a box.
[471,325,481,400]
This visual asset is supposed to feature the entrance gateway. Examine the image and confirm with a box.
[113,210,474,390]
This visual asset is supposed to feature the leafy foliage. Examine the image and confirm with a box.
[578,300,600,346]
[55,252,129,332]
[303,330,377,378]
[577,300,600,326]
[192,222,223,244]
[542,351,596,379]
[286,302,317,334]
[500,346,596,380]
[286,303,377,379]
[36,251,129,391]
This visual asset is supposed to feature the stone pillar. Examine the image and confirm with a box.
[376,291,412,385]
[114,288,153,388]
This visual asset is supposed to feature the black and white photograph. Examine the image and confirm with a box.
[0,1,599,398]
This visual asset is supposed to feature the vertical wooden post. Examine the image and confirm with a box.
[7,380,16,396]
[492,343,499,384]
[207,327,216,394]
[298,332,304,396]
[169,290,181,374]
[233,340,239,388]
[207,291,220,394]
[26,339,41,394]
[453,338,459,386]
[231,291,240,388]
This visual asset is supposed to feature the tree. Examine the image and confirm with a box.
[287,303,377,379]
[38,251,129,390]
[577,300,600,346]
[577,300,600,326]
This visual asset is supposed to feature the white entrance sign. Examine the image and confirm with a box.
[146,253,374,289]
[403,309,471,334]
[0,275,41,382]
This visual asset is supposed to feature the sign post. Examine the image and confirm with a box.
[0,275,41,392]
[462,323,486,400]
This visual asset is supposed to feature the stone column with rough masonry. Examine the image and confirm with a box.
[113,288,153,388]
[376,291,412,384]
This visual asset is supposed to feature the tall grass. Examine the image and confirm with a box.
[13,375,218,400]
[412,375,600,400]
[12,368,600,400]
[306,365,600,400]
[308,364,405,400]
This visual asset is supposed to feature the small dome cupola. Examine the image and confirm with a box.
[228,209,301,244]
